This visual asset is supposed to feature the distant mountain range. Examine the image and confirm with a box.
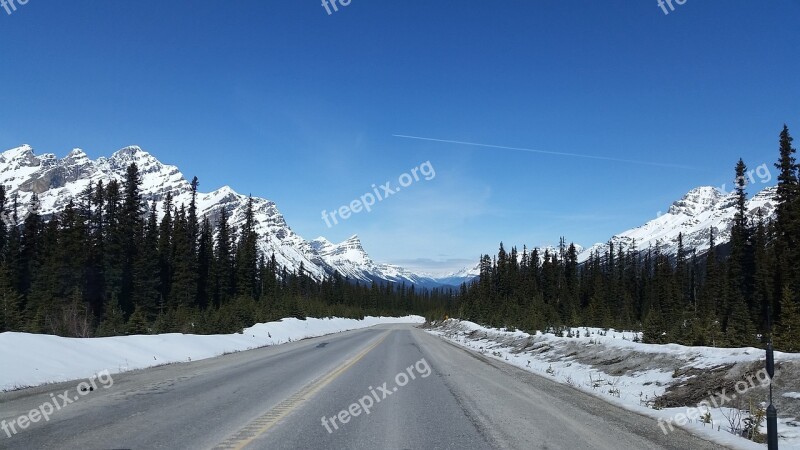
[0,144,447,288]
[0,144,779,289]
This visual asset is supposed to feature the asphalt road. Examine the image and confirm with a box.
[0,324,725,450]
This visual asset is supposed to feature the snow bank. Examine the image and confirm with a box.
[428,320,800,450]
[0,315,423,391]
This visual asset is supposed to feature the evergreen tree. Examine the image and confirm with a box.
[774,125,798,249]
[196,217,213,309]
[102,180,124,312]
[215,206,235,305]
[157,192,173,312]
[752,212,773,338]
[774,286,800,352]
[169,205,197,308]
[726,290,757,347]
[119,163,144,314]
[0,184,7,257]
[729,159,755,310]
[236,196,258,299]
[85,181,106,317]
[0,263,23,332]
[54,201,89,305]
[18,193,43,297]
[133,202,161,318]
[773,125,799,303]
[26,216,60,321]
[188,176,200,247]
[127,304,150,335]
[97,294,126,337]
[643,307,666,344]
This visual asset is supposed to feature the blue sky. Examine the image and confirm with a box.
[1,1,798,275]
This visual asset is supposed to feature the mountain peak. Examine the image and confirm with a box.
[668,186,725,216]
[66,148,88,160]
[310,237,370,266]
[114,145,145,155]
[310,237,334,253]
[343,234,361,244]
[684,185,722,198]
[109,145,159,165]
[1,144,35,161]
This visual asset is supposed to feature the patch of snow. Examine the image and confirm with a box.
[0,315,424,391]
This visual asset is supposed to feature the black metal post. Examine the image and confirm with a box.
[766,339,778,449]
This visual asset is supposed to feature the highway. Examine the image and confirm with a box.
[0,323,723,449]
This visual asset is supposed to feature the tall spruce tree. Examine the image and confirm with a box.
[119,163,144,314]
[85,181,106,317]
[196,217,213,309]
[0,262,23,332]
[775,286,800,352]
[235,197,258,300]
[102,180,124,314]
[157,192,173,313]
[214,206,235,306]
[0,185,7,257]
[727,159,756,337]
[169,205,197,308]
[133,202,161,318]
[773,126,799,302]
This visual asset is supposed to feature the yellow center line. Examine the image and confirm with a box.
[212,331,391,450]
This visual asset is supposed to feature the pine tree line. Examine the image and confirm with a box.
[455,125,800,351]
[0,167,451,336]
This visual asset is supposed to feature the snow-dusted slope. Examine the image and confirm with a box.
[0,144,435,285]
[577,186,778,262]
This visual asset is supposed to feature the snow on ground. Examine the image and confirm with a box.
[0,316,424,391]
[785,393,800,400]
[427,319,800,450]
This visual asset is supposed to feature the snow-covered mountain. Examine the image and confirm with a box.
[443,185,778,280]
[310,236,444,288]
[577,185,778,262]
[435,263,481,286]
[0,144,444,287]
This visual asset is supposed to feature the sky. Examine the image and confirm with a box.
[0,1,799,275]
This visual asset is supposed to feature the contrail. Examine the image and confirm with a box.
[392,134,696,170]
